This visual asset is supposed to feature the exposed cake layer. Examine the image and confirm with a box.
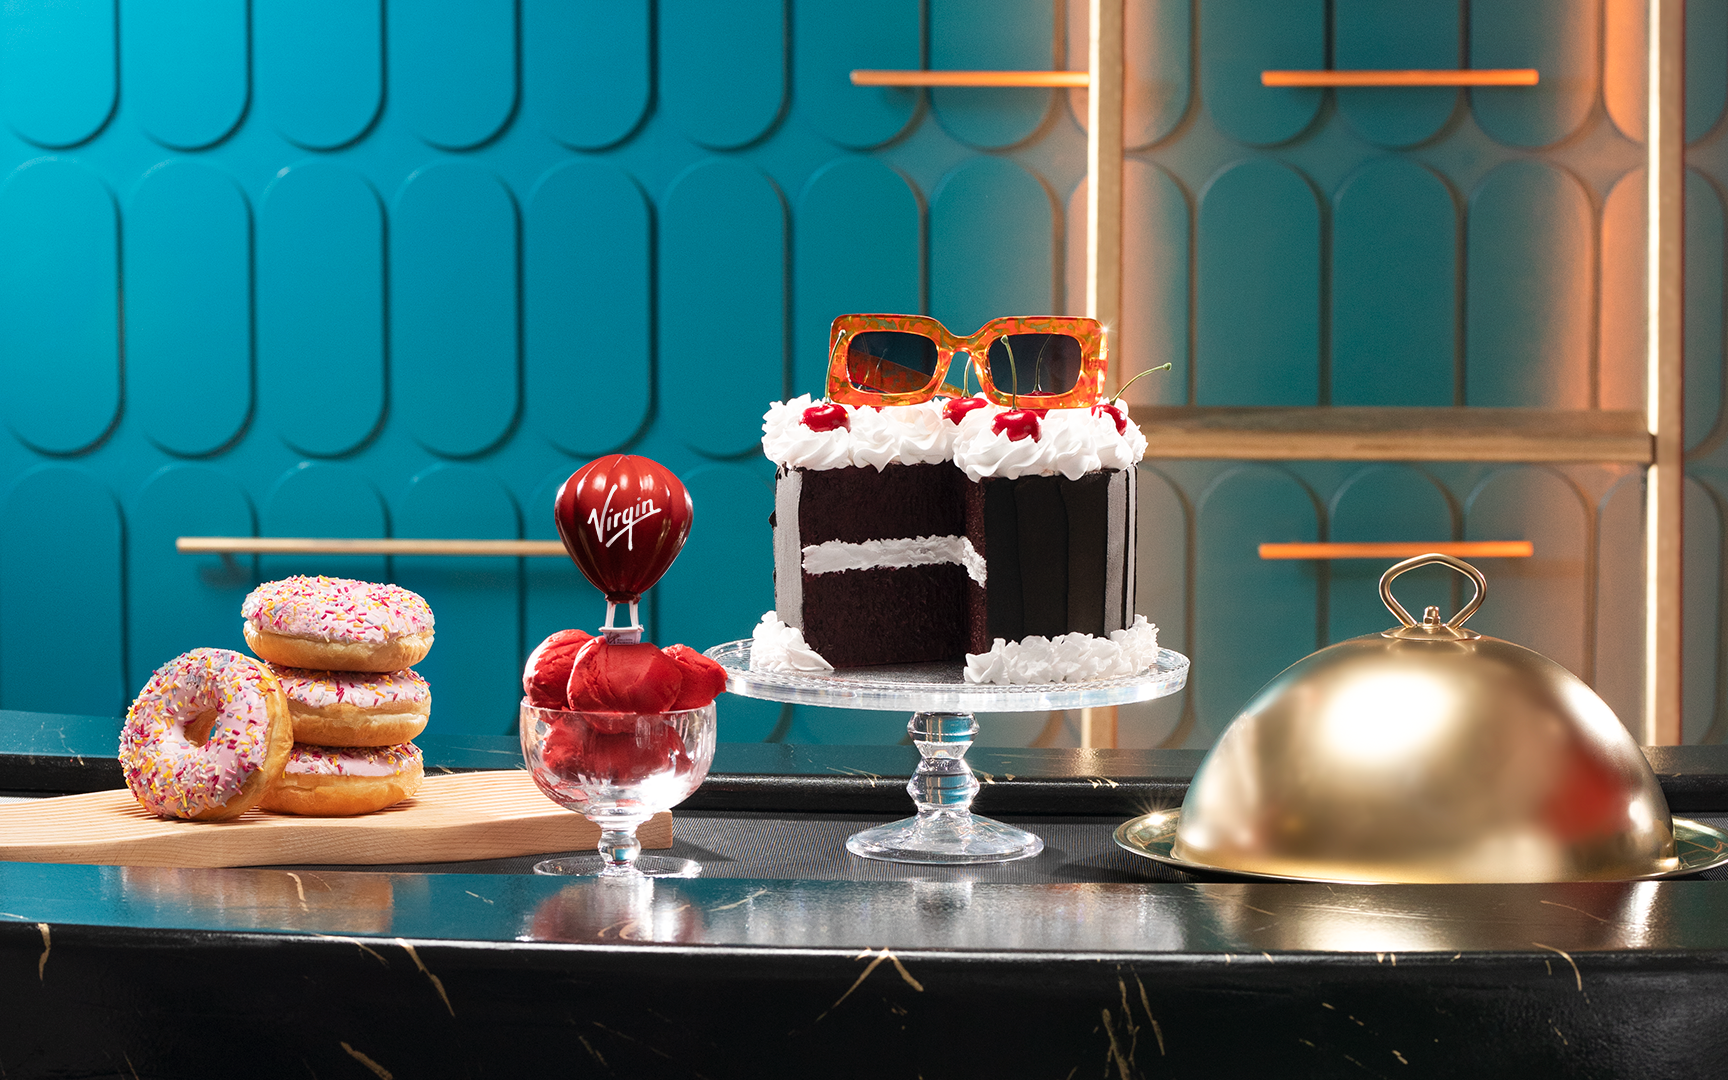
[802,563,974,668]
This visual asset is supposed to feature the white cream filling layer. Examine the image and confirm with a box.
[801,535,987,586]
[963,615,1160,685]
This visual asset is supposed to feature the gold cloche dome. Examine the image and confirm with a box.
[1171,553,1678,883]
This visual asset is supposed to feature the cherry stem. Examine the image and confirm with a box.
[1002,337,1019,409]
[1110,363,1173,405]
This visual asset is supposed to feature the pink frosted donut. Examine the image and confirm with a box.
[120,649,293,821]
[271,667,431,746]
[258,743,424,816]
[242,576,434,673]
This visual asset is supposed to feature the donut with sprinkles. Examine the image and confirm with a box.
[242,576,434,673]
[120,649,293,821]
[269,666,431,746]
[258,742,424,816]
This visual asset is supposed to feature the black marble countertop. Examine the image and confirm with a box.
[5,708,1728,1077]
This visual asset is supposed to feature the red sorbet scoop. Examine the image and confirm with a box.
[522,628,594,708]
[566,638,683,714]
[663,644,728,710]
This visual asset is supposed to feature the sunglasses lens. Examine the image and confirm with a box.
[846,331,940,396]
[986,334,1084,398]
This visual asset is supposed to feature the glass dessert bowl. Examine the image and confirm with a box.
[520,699,717,877]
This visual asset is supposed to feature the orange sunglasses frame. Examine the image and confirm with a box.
[826,314,1109,409]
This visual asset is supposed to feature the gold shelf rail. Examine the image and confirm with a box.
[177,537,566,557]
[850,70,1089,87]
[1259,542,1534,561]
[1261,69,1539,88]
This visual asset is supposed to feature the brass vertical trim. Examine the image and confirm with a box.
[1086,0,1124,392]
[1645,0,1685,745]
[1084,0,1125,749]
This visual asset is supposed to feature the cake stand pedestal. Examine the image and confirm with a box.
[704,641,1190,865]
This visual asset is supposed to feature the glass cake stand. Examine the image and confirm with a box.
[703,640,1190,865]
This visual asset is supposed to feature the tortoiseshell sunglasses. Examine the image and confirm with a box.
[826,314,1109,409]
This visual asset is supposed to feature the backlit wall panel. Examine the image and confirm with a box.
[0,1,1722,751]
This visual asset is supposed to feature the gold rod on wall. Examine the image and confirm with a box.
[177,537,567,557]
[1081,0,1126,751]
[1261,69,1539,87]
[1646,0,1686,745]
[849,70,1090,87]
[1258,542,1534,560]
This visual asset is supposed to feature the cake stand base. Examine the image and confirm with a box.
[843,710,1047,865]
[703,639,1191,867]
[846,810,1045,865]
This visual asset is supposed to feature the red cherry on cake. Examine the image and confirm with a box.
[801,402,850,432]
[992,409,1044,442]
[566,638,684,714]
[663,644,728,710]
[523,628,593,709]
[942,397,989,424]
[1093,402,1128,435]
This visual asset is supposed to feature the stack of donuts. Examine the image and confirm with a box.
[119,576,435,820]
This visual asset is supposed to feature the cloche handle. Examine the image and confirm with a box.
[1379,552,1487,631]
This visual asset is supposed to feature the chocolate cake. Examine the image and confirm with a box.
[763,396,1144,670]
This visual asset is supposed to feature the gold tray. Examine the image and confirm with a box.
[1113,809,1728,883]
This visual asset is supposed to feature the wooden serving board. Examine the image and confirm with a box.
[0,771,672,868]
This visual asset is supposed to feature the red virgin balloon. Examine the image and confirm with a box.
[555,455,694,605]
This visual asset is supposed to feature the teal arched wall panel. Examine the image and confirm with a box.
[1690,0,1728,141]
[391,0,517,151]
[127,465,255,690]
[793,157,922,398]
[257,163,385,457]
[1196,159,1319,405]
[929,157,1055,335]
[0,467,124,714]
[255,0,382,150]
[1466,466,1589,679]
[392,164,521,459]
[656,463,782,740]
[1332,158,1456,406]
[2,0,115,148]
[0,158,119,455]
[1470,0,1598,149]
[1198,0,1324,147]
[1334,0,1459,148]
[1066,0,1190,150]
[1594,473,1643,731]
[1118,466,1188,747]
[662,0,786,150]
[525,162,652,456]
[1113,162,1190,405]
[930,0,1054,149]
[1688,170,1726,449]
[661,160,787,457]
[393,465,522,737]
[261,463,388,583]
[0,0,1700,748]
[126,161,253,458]
[1326,466,1455,643]
[524,0,649,151]
[125,0,249,150]
[1684,477,1722,743]
[525,469,604,665]
[795,0,919,150]
[1194,466,1319,739]
[1465,161,1592,408]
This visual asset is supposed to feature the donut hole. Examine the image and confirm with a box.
[183,708,219,746]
